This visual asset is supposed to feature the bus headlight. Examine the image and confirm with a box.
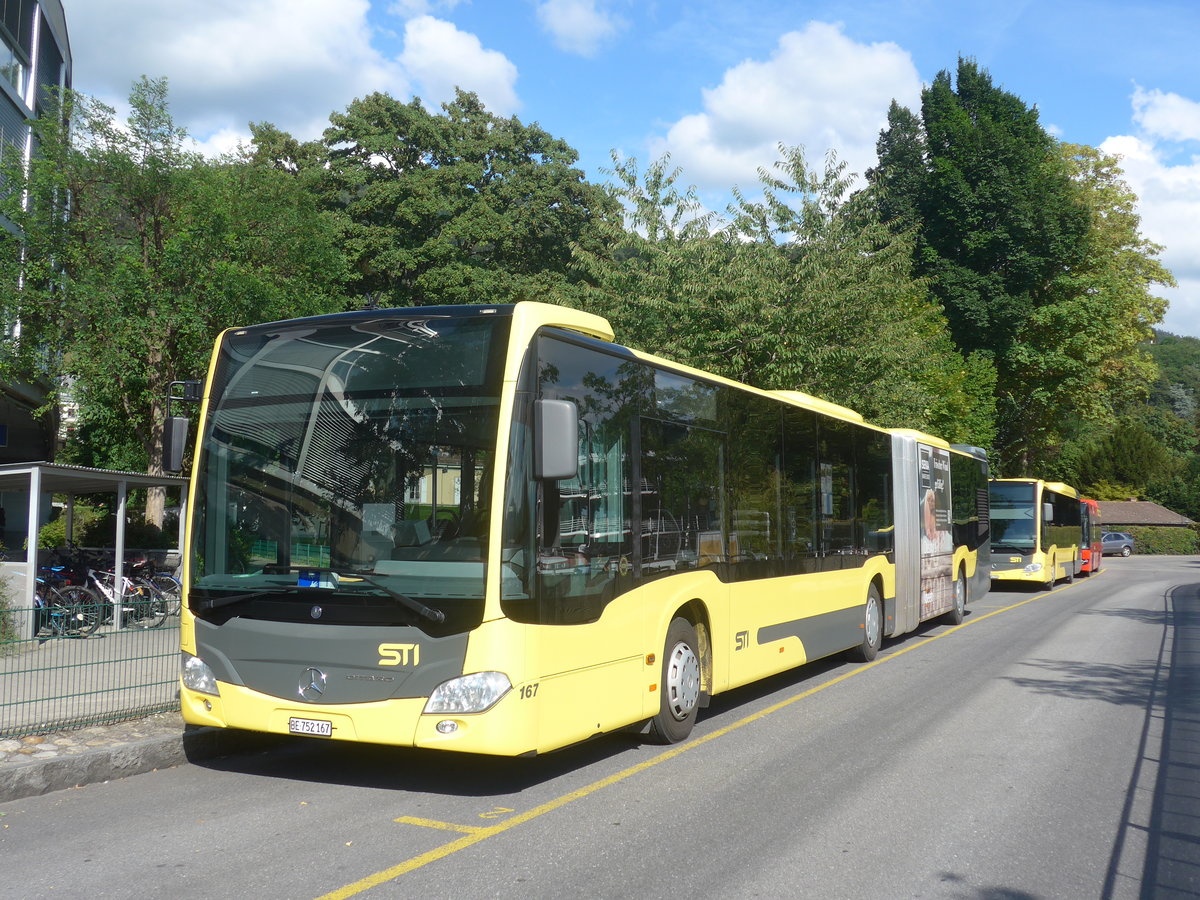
[1023,562,1044,575]
[424,672,511,714]
[181,652,219,696]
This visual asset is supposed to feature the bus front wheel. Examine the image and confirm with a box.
[648,617,701,744]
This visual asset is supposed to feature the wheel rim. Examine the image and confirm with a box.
[865,595,881,647]
[955,575,966,616]
[664,640,701,721]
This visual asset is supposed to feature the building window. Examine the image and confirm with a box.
[0,35,24,94]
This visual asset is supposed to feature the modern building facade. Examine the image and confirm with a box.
[0,0,71,550]
[0,0,70,171]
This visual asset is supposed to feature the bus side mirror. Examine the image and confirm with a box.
[164,416,190,473]
[1043,502,1054,523]
[534,399,578,481]
[164,379,202,473]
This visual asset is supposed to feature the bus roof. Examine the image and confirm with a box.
[224,300,888,432]
[769,391,865,424]
[992,477,1080,499]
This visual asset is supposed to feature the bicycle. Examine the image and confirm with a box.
[146,571,181,617]
[34,573,103,640]
[83,564,170,629]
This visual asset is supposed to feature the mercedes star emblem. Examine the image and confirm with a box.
[299,667,327,702]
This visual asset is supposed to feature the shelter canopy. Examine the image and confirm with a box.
[0,462,187,641]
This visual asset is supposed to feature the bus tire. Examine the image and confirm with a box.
[848,584,883,662]
[1066,561,1075,584]
[944,570,966,626]
[648,617,701,744]
[1043,555,1055,590]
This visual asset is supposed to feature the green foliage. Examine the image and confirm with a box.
[1084,480,1141,502]
[1075,421,1174,492]
[0,573,17,649]
[1124,526,1198,556]
[574,147,994,445]
[78,513,172,549]
[254,89,618,308]
[37,504,103,549]
[1150,331,1200,397]
[868,59,1169,472]
[0,79,351,520]
[1096,333,1200,518]
[37,502,173,550]
[1146,454,1200,522]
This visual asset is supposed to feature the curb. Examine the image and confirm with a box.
[0,724,285,804]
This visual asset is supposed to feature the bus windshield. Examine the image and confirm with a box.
[990,481,1037,552]
[189,311,511,630]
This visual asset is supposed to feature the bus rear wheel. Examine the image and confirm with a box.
[848,584,882,662]
[944,571,966,626]
[648,617,701,744]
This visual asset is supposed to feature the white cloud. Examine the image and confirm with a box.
[535,0,623,57]
[1101,95,1200,338]
[188,127,250,160]
[399,16,520,115]
[648,22,921,194]
[66,0,405,146]
[63,2,523,151]
[1132,86,1200,144]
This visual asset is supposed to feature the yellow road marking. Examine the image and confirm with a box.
[393,816,489,835]
[318,579,1082,899]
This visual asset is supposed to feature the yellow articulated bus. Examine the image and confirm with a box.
[172,302,989,756]
[988,478,1082,588]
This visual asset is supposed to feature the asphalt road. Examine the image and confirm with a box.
[0,555,1196,900]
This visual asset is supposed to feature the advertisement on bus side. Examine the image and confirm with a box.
[919,444,954,617]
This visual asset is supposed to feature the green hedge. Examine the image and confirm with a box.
[36,505,174,550]
[1123,525,1199,555]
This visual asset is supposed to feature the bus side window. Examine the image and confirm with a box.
[781,407,818,574]
[819,419,856,565]
[524,335,637,625]
[726,393,782,581]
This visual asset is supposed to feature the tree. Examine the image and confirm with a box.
[0,78,350,526]
[1013,145,1171,416]
[253,90,618,308]
[868,58,1168,470]
[573,147,994,443]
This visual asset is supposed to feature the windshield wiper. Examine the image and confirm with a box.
[191,575,447,624]
[334,571,446,624]
[191,585,305,611]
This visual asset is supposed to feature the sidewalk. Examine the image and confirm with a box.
[0,711,284,803]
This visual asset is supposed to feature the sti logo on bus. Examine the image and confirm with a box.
[378,643,421,667]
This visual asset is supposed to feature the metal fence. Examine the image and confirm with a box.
[0,601,178,739]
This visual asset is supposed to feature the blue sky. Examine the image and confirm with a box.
[64,0,1200,335]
